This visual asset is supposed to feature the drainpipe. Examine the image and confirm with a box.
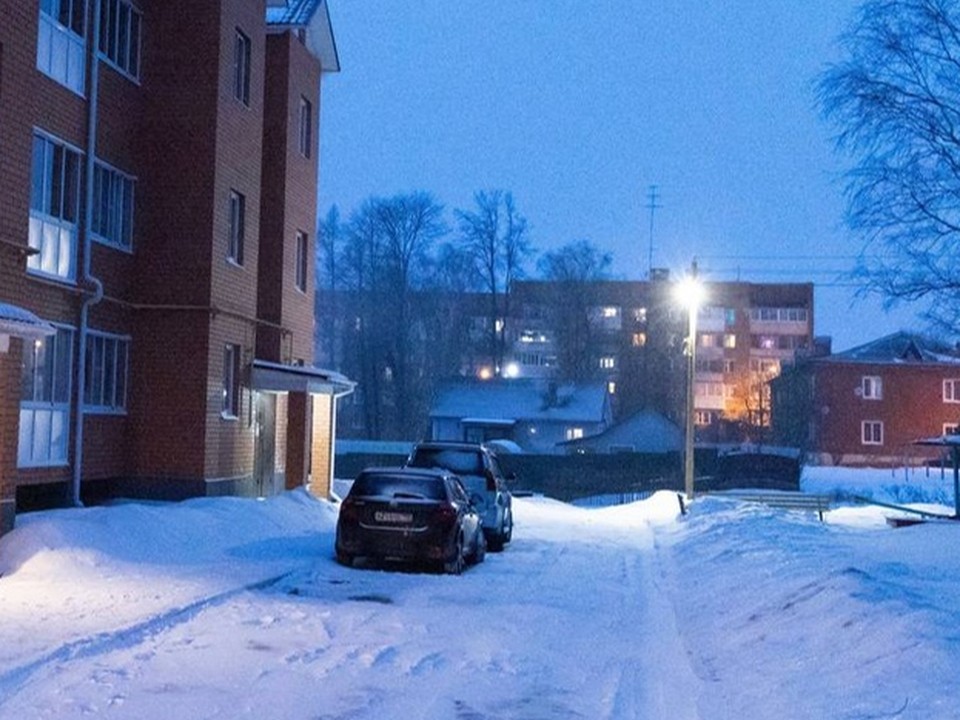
[72,1,105,507]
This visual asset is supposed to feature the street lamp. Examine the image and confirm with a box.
[675,264,704,499]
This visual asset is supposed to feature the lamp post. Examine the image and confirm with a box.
[675,263,703,499]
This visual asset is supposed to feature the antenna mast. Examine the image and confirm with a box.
[645,185,661,279]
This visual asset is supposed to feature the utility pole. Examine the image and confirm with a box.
[683,259,700,499]
[645,185,661,279]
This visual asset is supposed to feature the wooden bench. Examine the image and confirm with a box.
[707,490,833,521]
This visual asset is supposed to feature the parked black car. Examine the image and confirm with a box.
[405,441,514,551]
[335,467,486,574]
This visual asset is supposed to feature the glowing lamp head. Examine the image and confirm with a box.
[674,275,705,311]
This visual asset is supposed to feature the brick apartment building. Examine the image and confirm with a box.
[0,0,351,537]
[772,332,960,466]
[508,278,816,439]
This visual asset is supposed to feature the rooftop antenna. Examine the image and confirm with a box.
[645,185,661,279]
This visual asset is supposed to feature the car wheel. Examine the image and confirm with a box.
[443,535,464,575]
[336,548,354,568]
[470,530,486,565]
[503,510,513,543]
[487,528,505,553]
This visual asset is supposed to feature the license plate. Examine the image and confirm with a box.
[374,511,413,524]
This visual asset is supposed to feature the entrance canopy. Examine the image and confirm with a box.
[251,359,355,396]
[0,303,55,352]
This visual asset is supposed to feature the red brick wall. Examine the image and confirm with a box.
[814,362,960,465]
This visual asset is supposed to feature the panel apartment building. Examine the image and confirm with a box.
[0,0,350,537]
[508,278,816,439]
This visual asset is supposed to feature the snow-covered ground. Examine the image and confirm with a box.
[0,467,958,719]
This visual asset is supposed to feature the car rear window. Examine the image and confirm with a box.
[349,473,446,500]
[408,448,484,476]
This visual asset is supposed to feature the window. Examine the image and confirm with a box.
[222,344,241,418]
[234,29,251,105]
[723,333,737,349]
[694,410,713,426]
[37,0,87,94]
[92,161,135,250]
[631,332,646,347]
[862,420,883,445]
[945,379,960,403]
[295,230,308,292]
[228,190,245,265]
[83,331,129,412]
[723,359,736,373]
[601,306,619,318]
[633,307,647,324]
[298,96,312,157]
[29,132,81,281]
[700,333,717,348]
[862,376,882,400]
[944,423,958,436]
[607,381,616,395]
[565,427,584,441]
[98,0,141,79]
[599,356,615,369]
[19,325,74,467]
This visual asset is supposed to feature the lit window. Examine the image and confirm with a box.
[228,190,245,265]
[862,376,882,400]
[298,96,312,158]
[234,29,251,105]
[222,344,241,418]
[602,306,619,318]
[29,132,81,281]
[37,0,87,94]
[723,333,736,349]
[83,331,129,412]
[694,410,712,426]
[633,307,647,323]
[92,161,135,251]
[295,230,308,292]
[599,356,615,369]
[98,0,141,80]
[631,332,646,347]
[862,420,883,445]
[607,381,616,395]
[565,427,584,441]
[944,423,958,436]
[19,325,74,467]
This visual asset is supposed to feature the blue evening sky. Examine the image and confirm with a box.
[317,1,930,352]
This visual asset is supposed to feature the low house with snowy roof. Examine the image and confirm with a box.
[771,332,960,467]
[429,379,613,454]
[558,409,682,455]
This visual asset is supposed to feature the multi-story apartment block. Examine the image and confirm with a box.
[508,278,815,440]
[772,332,960,466]
[0,0,349,537]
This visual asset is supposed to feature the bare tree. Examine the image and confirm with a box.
[536,240,613,381]
[316,205,342,367]
[818,0,960,330]
[456,190,532,374]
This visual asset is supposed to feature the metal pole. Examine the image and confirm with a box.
[684,289,697,499]
[953,446,959,519]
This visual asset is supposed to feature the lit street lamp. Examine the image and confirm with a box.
[675,263,704,499]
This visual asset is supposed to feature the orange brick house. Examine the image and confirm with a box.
[771,332,960,466]
[0,0,351,537]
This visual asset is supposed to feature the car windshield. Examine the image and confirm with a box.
[408,448,484,477]
[349,474,446,500]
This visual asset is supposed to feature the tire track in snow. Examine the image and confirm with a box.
[0,572,291,706]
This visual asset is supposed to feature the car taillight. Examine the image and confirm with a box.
[433,503,458,527]
[339,499,361,523]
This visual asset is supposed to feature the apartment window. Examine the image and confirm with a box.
[565,427,584,441]
[295,230,308,292]
[29,132,81,281]
[607,381,616,395]
[723,359,736,373]
[599,356,615,370]
[723,333,737,349]
[222,344,241,418]
[862,420,883,445]
[944,423,959,436]
[92,162,135,250]
[700,333,717,348]
[944,379,960,403]
[234,29,251,105]
[694,410,713,426]
[601,306,619,318]
[228,190,245,265]
[298,96,312,158]
[631,332,646,347]
[83,332,129,412]
[633,307,647,324]
[37,0,87,94]
[862,376,883,400]
[98,0,141,79]
[19,326,74,467]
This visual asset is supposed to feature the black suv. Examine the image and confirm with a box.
[406,441,514,551]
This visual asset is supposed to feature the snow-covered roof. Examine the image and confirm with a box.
[0,303,55,339]
[431,378,609,424]
[821,331,960,366]
[265,0,340,72]
[559,409,682,452]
